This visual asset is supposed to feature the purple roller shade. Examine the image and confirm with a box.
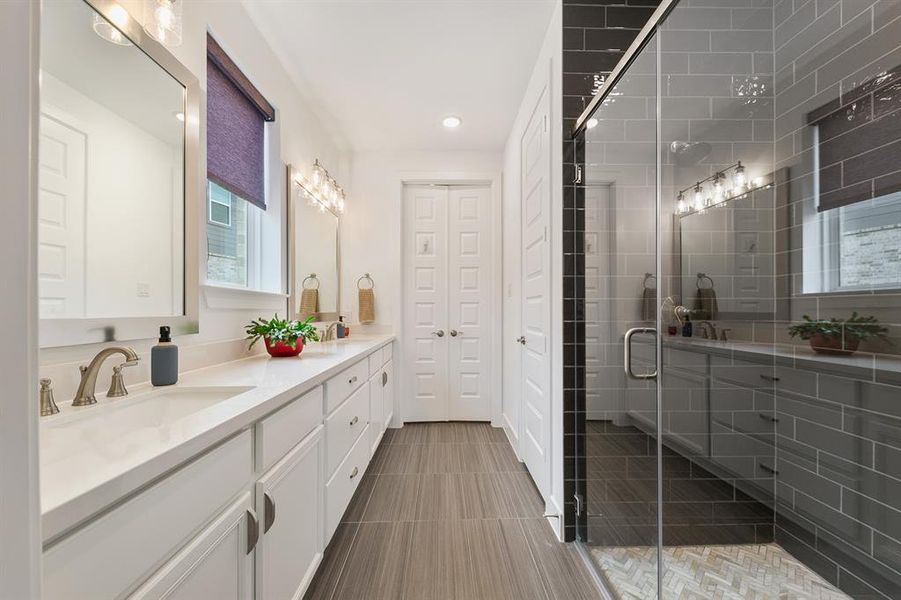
[207,57,266,210]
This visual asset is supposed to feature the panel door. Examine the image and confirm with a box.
[447,186,492,420]
[38,113,86,318]
[128,493,254,600]
[519,89,552,496]
[256,428,323,600]
[403,185,449,421]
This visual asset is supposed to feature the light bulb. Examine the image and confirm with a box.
[753,176,765,188]
[676,192,687,214]
[143,0,182,46]
[693,184,704,210]
[586,118,599,129]
[733,163,746,190]
[92,11,133,46]
[712,174,725,204]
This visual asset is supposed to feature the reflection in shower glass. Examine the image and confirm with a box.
[575,0,901,598]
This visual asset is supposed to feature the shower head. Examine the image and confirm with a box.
[669,141,712,166]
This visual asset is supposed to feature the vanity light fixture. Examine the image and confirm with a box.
[294,159,346,214]
[92,6,133,46]
[144,0,183,47]
[442,115,462,129]
[676,161,773,216]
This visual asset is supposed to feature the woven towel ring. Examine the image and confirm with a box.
[357,273,375,290]
[696,272,714,290]
[642,272,657,290]
[302,274,320,290]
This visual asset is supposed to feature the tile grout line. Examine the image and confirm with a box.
[322,520,361,600]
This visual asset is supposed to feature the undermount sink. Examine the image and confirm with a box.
[41,386,255,464]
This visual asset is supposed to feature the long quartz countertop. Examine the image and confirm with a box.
[40,334,394,544]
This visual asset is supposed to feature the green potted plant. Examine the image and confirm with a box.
[245,314,320,358]
[788,312,888,356]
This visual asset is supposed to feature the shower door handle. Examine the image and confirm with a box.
[624,327,657,380]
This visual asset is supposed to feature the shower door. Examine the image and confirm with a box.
[576,30,663,597]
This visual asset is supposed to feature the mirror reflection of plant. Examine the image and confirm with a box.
[788,312,889,343]
[245,314,320,350]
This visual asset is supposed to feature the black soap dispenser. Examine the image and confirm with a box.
[681,314,693,338]
[151,326,178,386]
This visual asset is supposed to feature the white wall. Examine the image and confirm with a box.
[41,74,182,319]
[39,0,351,401]
[0,0,42,595]
[500,1,564,534]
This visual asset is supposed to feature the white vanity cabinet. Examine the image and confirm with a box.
[42,339,394,600]
[255,426,323,600]
[129,493,255,600]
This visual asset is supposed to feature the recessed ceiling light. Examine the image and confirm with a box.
[442,116,461,129]
[586,118,598,129]
[174,111,185,122]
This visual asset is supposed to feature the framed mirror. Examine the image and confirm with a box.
[287,165,340,322]
[38,0,199,347]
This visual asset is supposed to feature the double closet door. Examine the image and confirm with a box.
[403,185,492,422]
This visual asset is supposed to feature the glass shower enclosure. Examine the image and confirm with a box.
[573,0,901,597]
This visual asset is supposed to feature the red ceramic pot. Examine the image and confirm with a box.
[809,333,859,356]
[264,337,304,358]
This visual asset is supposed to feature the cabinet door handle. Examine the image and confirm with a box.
[758,412,779,423]
[348,375,358,385]
[263,492,276,534]
[246,508,260,554]
[350,415,359,426]
[382,371,388,386]
[350,466,359,479]
[759,374,780,382]
[759,463,779,475]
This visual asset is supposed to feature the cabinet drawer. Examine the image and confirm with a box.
[664,347,708,375]
[325,424,370,541]
[257,386,323,472]
[325,359,368,414]
[326,384,369,477]
[710,355,775,388]
[43,430,253,600]
[382,342,393,366]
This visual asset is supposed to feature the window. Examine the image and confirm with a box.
[821,192,901,292]
[205,34,277,291]
[208,184,232,227]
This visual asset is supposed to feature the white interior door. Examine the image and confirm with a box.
[38,113,86,318]
[519,91,551,496]
[403,184,493,422]
[447,186,491,420]
[404,185,449,422]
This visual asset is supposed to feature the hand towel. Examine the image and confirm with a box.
[693,287,719,320]
[299,288,319,320]
[641,287,656,322]
[358,287,376,323]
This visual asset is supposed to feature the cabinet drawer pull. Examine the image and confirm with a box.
[246,508,260,554]
[263,492,276,534]
[759,374,780,382]
[350,466,359,479]
[382,371,388,386]
[758,413,779,423]
[348,375,358,385]
[759,463,779,475]
[350,415,359,426]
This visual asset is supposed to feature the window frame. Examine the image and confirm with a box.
[207,188,232,228]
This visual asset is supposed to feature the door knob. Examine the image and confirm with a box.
[449,329,459,337]
[432,330,445,337]
[516,336,526,345]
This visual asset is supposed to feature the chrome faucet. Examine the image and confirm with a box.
[72,346,140,406]
[322,322,340,342]
[697,321,717,340]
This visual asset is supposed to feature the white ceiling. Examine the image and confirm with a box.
[242,0,556,152]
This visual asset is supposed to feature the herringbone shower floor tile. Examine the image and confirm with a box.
[590,543,850,600]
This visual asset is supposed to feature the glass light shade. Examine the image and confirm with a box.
[143,0,182,47]
[92,11,132,46]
